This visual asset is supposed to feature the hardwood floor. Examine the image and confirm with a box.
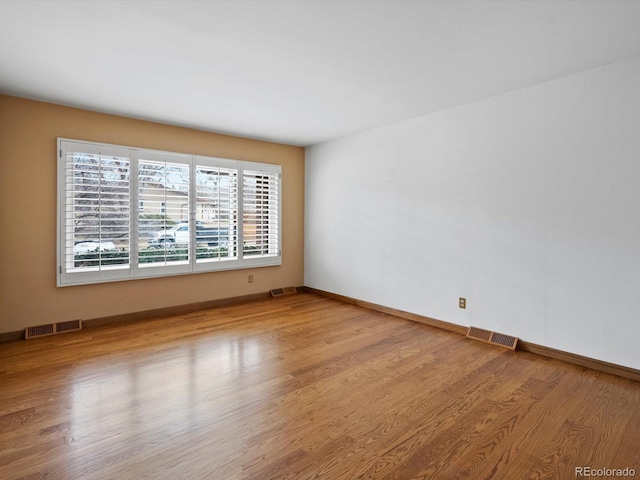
[1,293,639,479]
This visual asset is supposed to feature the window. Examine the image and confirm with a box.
[58,139,281,286]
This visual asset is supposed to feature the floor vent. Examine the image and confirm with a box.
[26,320,82,339]
[271,286,297,297]
[467,326,518,350]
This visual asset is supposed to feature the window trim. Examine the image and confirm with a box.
[57,138,282,287]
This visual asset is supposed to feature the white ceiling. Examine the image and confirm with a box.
[2,0,640,147]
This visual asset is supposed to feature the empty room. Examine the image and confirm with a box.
[1,1,640,478]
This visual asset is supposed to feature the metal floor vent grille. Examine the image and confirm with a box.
[271,286,297,297]
[26,320,82,339]
[467,326,518,350]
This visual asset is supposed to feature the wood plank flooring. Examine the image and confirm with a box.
[1,293,639,479]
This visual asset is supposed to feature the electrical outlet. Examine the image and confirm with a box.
[459,297,466,309]
[248,275,253,284]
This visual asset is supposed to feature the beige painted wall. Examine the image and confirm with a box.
[0,95,304,333]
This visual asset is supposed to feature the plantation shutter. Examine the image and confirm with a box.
[242,164,281,266]
[59,141,131,285]
[137,151,191,277]
[194,157,240,269]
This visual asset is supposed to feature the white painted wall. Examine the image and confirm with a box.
[305,56,640,370]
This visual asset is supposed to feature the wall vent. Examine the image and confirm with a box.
[467,326,518,350]
[25,320,82,339]
[271,286,297,297]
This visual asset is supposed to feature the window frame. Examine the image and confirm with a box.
[57,138,282,287]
